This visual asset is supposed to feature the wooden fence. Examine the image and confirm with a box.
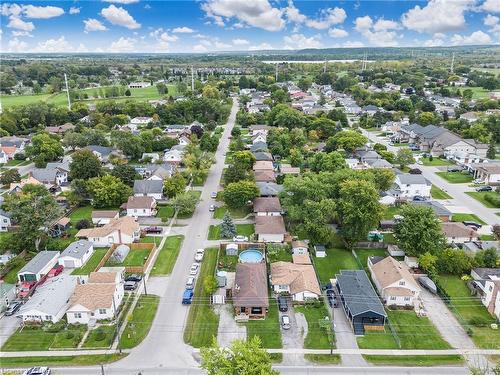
[96,243,156,274]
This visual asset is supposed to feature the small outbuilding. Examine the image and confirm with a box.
[58,240,94,269]
[17,251,60,283]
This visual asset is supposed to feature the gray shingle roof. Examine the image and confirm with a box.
[397,174,430,185]
[60,240,93,260]
[336,270,386,318]
[133,179,163,195]
[256,182,283,196]
[86,145,113,157]
[18,251,60,275]
[410,201,452,217]
[31,168,57,183]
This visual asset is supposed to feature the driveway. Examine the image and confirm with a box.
[332,304,368,367]
[0,314,19,341]
[215,304,246,347]
[280,304,307,365]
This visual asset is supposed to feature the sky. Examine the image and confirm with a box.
[0,0,499,53]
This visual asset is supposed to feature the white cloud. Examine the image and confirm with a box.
[76,43,88,52]
[12,30,33,37]
[328,27,348,38]
[84,18,108,32]
[482,0,500,13]
[354,15,373,32]
[103,0,140,3]
[69,7,81,15]
[22,5,64,19]
[109,37,136,52]
[232,38,249,45]
[484,14,499,26]
[1,3,23,17]
[7,16,34,31]
[285,2,346,30]
[34,36,72,52]
[423,37,445,46]
[284,1,306,23]
[401,0,473,33]
[373,18,399,31]
[283,33,322,49]
[101,5,141,29]
[248,42,273,50]
[215,41,231,49]
[4,37,28,52]
[193,44,208,52]
[172,26,195,33]
[201,0,285,32]
[451,30,492,45]
[343,40,364,48]
[354,16,399,46]
[150,28,178,50]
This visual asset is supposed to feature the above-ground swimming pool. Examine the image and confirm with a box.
[238,249,264,263]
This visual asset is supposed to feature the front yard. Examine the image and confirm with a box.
[431,185,452,199]
[451,213,486,225]
[213,205,251,219]
[246,297,282,348]
[466,191,500,208]
[71,248,108,275]
[313,248,360,284]
[119,295,160,348]
[421,157,454,166]
[207,223,255,240]
[2,324,86,351]
[363,355,464,366]
[295,303,333,349]
[435,171,473,184]
[150,235,184,276]
[81,325,116,348]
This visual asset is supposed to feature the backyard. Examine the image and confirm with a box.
[207,223,255,240]
[119,295,160,349]
[150,235,184,276]
[313,248,360,284]
[71,248,108,275]
[435,171,473,184]
[354,248,388,270]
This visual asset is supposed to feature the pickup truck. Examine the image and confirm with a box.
[182,289,194,304]
[143,226,162,234]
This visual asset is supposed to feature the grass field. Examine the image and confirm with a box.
[437,275,500,349]
[295,304,333,349]
[436,171,473,183]
[451,213,486,225]
[354,248,388,270]
[71,248,108,275]
[183,247,219,348]
[213,205,251,219]
[81,325,116,348]
[466,191,500,208]
[314,248,360,284]
[0,354,126,367]
[157,205,175,222]
[246,296,282,348]
[444,85,491,99]
[207,223,254,240]
[431,185,452,199]
[120,295,160,349]
[150,235,184,276]
[2,256,27,284]
[121,249,151,267]
[2,325,86,351]
[382,205,403,220]
[69,205,93,225]
[363,355,464,366]
[421,157,454,166]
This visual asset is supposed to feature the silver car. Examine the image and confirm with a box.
[281,315,291,330]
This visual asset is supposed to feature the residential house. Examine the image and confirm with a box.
[17,251,60,283]
[254,170,276,183]
[17,274,77,323]
[473,164,500,186]
[410,201,453,221]
[249,125,271,137]
[470,268,500,320]
[279,164,300,175]
[362,105,380,116]
[30,164,69,189]
[58,240,94,269]
[0,136,28,151]
[163,149,183,164]
[133,180,163,200]
[463,241,499,255]
[128,82,151,89]
[66,271,124,324]
[441,222,479,244]
[256,182,283,197]
[130,117,153,126]
[141,153,160,163]
[443,139,488,159]
[8,176,43,194]
[368,256,421,307]
[91,210,119,226]
[0,150,8,164]
[253,160,274,172]
[250,141,268,153]
[270,260,321,302]
[85,146,114,163]
[460,112,479,123]
[233,262,269,320]
[255,216,286,243]
[252,133,267,144]
[390,174,431,199]
[76,216,140,247]
[142,164,175,181]
[252,151,273,162]
[123,196,157,217]
[45,123,75,135]
[0,209,12,231]
[336,270,387,335]
[253,197,282,216]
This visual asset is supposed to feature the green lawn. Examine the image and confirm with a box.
[1,256,27,284]
[246,297,282,348]
[71,248,108,275]
[151,235,184,276]
[305,354,341,364]
[157,205,175,222]
[466,192,500,208]
[451,213,486,225]
[421,157,454,166]
[354,248,388,270]
[444,85,490,99]
[207,223,254,240]
[50,326,87,349]
[363,355,464,366]
[382,205,403,220]
[437,275,500,349]
[213,205,251,219]
[119,295,160,349]
[314,248,360,284]
[2,326,85,351]
[184,247,220,348]
[0,354,127,368]
[121,249,151,267]
[358,310,451,350]
[81,325,116,348]
[69,205,93,225]
[436,171,473,184]
[295,304,333,349]
[431,185,452,199]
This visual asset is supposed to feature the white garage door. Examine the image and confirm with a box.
[64,259,76,268]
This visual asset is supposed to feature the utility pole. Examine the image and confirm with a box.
[100,364,105,375]
[64,73,71,110]
[191,65,194,92]
[450,52,455,73]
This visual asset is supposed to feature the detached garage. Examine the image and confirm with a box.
[17,251,60,283]
[255,216,286,243]
[58,240,94,268]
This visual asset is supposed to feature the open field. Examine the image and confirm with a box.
[120,295,160,349]
[151,235,184,276]
[444,85,491,99]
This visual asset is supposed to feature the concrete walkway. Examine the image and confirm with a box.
[332,306,368,367]
[215,304,246,347]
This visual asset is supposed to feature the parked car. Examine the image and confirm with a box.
[473,179,485,184]
[447,167,461,172]
[477,186,492,192]
[125,274,143,282]
[209,205,215,212]
[189,263,200,276]
[47,264,64,278]
[233,235,248,242]
[4,301,22,316]
[326,289,339,308]
[194,248,205,262]
[182,289,194,304]
[186,277,195,290]
[143,226,162,234]
[281,315,291,330]
[412,195,426,201]
[211,191,217,199]
[23,367,51,375]
[463,221,482,229]
[124,281,138,291]
[277,296,288,312]
[416,160,423,165]
[17,281,36,299]
[409,168,422,174]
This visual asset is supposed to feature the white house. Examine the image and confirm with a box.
[0,209,12,232]
[76,216,140,247]
[66,271,124,324]
[473,164,500,186]
[471,268,500,320]
[255,216,286,243]
[253,197,282,216]
[442,222,479,244]
[163,149,183,164]
[391,174,431,199]
[444,139,488,159]
[91,210,119,226]
[128,82,151,89]
[368,256,420,307]
[17,274,77,323]
[252,133,267,144]
[133,180,163,200]
[141,153,160,163]
[17,251,60,283]
[460,112,479,123]
[58,240,94,269]
[130,117,153,126]
[0,150,8,164]
[123,196,157,217]
[178,136,190,147]
[270,260,321,302]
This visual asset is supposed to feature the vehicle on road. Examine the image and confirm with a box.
[23,367,51,375]
[463,221,482,229]
[47,264,64,278]
[143,226,162,234]
[473,179,485,184]
[4,301,22,316]
[186,277,195,290]
[182,289,194,304]
[211,192,217,199]
[125,274,143,282]
[476,186,492,192]
[124,281,138,291]
[409,144,419,151]
[233,235,248,242]
[194,248,205,262]
[209,204,215,212]
[278,295,288,312]
[281,315,291,330]
[447,167,461,172]
[189,263,200,275]
[409,168,422,174]
[412,195,426,201]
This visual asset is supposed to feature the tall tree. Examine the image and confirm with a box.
[329,131,367,153]
[110,164,139,187]
[25,133,64,167]
[86,175,131,208]
[163,173,186,198]
[69,149,102,180]
[223,180,259,209]
[486,139,496,160]
[394,148,415,169]
[220,212,237,239]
